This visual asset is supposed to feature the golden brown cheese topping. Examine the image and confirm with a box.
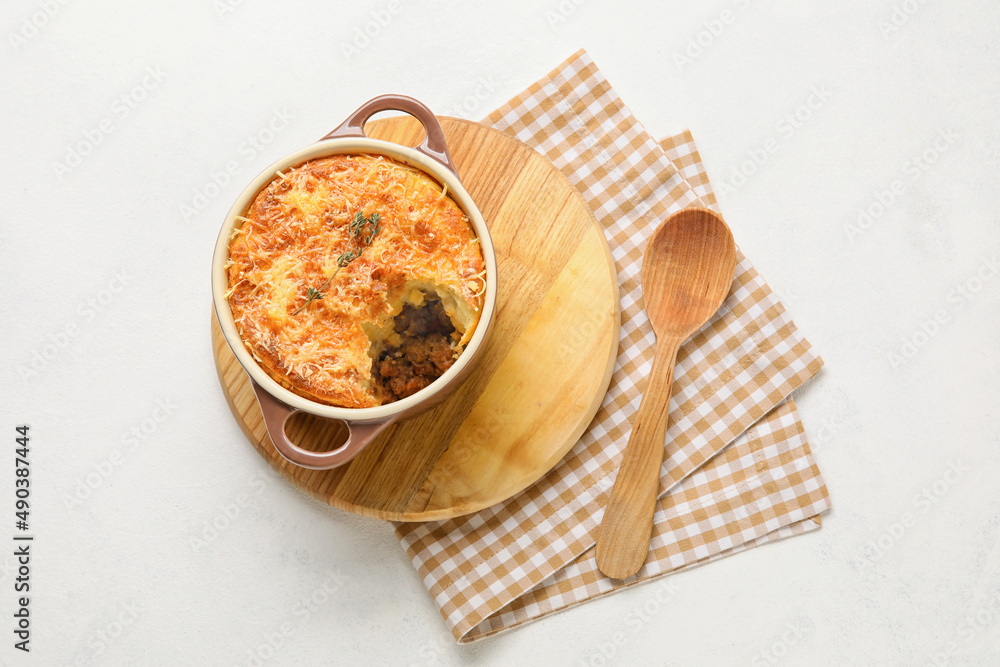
[226,154,486,408]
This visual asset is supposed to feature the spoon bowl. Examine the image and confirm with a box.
[596,207,737,580]
[641,209,738,337]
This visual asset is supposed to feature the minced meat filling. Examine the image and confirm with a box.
[376,300,457,402]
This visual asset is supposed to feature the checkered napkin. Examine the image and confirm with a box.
[394,49,830,643]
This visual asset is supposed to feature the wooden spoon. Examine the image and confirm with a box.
[596,207,737,580]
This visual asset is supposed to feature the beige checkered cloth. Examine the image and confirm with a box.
[394,49,830,643]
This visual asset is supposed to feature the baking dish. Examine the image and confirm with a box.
[211,94,497,470]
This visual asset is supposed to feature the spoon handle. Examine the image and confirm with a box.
[596,335,682,580]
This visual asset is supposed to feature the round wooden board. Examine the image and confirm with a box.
[212,116,620,522]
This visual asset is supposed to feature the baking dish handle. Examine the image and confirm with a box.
[250,380,394,470]
[321,94,459,178]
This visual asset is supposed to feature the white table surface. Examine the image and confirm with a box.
[3,1,999,664]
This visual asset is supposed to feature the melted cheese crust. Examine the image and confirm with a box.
[226,154,486,408]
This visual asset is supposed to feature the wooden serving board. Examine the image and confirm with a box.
[212,116,620,521]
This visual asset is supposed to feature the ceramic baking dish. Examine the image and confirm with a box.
[211,94,497,469]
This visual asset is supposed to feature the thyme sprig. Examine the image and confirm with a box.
[292,211,382,315]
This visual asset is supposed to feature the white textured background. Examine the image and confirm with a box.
[2,1,999,665]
